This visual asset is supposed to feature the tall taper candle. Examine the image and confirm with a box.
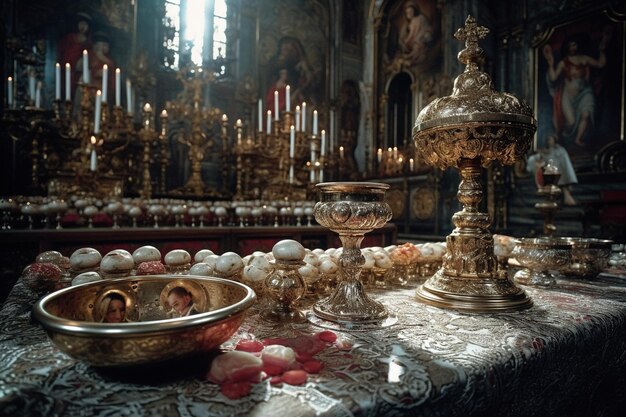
[115,68,121,107]
[7,77,13,107]
[320,130,326,156]
[274,90,279,120]
[301,102,307,132]
[35,81,42,108]
[90,145,97,172]
[94,90,102,134]
[28,70,35,102]
[313,110,318,135]
[65,64,71,101]
[295,105,301,131]
[82,50,89,83]
[266,110,272,134]
[126,79,132,114]
[289,125,295,158]
[101,64,108,103]
[258,98,263,132]
[55,63,61,100]
[285,85,291,112]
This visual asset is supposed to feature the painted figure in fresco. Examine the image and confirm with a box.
[268,37,318,107]
[399,3,433,64]
[527,134,578,205]
[98,292,127,323]
[265,68,292,114]
[167,286,200,318]
[89,32,116,101]
[57,12,92,98]
[542,27,612,146]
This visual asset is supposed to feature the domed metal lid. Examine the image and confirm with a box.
[413,16,535,134]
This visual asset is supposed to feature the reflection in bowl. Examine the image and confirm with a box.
[33,275,256,367]
[562,238,613,280]
[512,238,572,288]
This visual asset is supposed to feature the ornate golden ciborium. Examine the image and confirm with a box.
[312,182,393,323]
[412,16,535,312]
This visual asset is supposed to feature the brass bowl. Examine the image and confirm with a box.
[33,275,256,367]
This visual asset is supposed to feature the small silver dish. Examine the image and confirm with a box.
[512,237,572,287]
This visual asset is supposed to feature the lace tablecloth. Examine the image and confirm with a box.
[2,277,626,417]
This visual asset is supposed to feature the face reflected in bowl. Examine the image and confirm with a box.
[33,275,256,367]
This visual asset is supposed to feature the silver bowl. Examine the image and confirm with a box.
[512,237,572,287]
[33,275,256,367]
[562,238,613,279]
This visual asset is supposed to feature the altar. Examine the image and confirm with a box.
[2,275,626,416]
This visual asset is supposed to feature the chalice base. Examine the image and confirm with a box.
[261,307,306,323]
[416,269,532,312]
[513,268,556,288]
[312,280,389,324]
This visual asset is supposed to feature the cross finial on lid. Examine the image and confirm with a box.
[455,15,489,69]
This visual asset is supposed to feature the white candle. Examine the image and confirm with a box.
[7,77,13,107]
[236,119,243,145]
[266,110,272,134]
[313,110,318,135]
[101,64,108,103]
[320,130,326,156]
[393,146,398,159]
[410,158,414,172]
[28,71,35,102]
[65,64,71,101]
[377,148,383,163]
[309,162,314,183]
[55,63,61,100]
[35,81,42,108]
[301,102,307,132]
[289,165,294,185]
[285,85,290,112]
[289,125,295,158]
[82,49,89,84]
[126,79,132,113]
[257,98,263,132]
[274,90,279,120]
[115,68,121,107]
[340,146,344,159]
[94,90,102,134]
[319,169,324,183]
[90,148,97,171]
[295,105,301,131]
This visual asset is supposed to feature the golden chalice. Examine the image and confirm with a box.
[312,182,392,323]
[412,16,535,312]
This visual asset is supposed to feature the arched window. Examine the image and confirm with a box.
[162,0,228,73]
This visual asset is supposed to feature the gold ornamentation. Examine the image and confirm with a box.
[385,189,405,220]
[313,182,393,323]
[411,187,436,220]
[412,16,535,312]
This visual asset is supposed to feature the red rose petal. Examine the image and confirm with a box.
[220,381,252,399]
[263,363,284,376]
[282,370,308,385]
[317,331,337,343]
[270,376,283,385]
[302,360,324,374]
[236,340,264,353]
[296,353,313,363]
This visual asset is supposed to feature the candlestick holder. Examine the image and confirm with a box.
[535,160,562,236]
[412,16,535,312]
[311,182,393,324]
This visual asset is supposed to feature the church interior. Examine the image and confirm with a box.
[1,1,626,415]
